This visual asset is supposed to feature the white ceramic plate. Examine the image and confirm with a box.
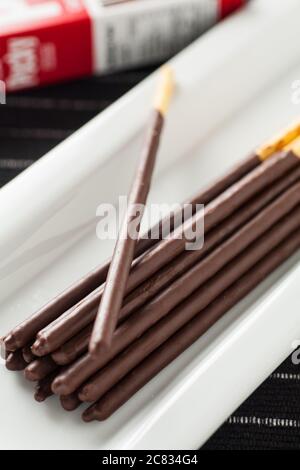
[1,0,300,450]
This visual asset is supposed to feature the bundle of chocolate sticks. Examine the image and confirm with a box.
[2,68,300,422]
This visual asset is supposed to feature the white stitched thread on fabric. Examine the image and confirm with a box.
[7,97,110,112]
[270,372,300,381]
[0,159,34,170]
[0,128,72,140]
[228,416,300,428]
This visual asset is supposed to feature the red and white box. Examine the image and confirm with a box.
[0,0,249,92]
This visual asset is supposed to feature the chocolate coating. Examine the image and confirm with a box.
[79,204,300,402]
[60,393,81,411]
[3,152,259,353]
[82,228,300,421]
[52,166,300,366]
[22,345,36,363]
[52,325,92,365]
[90,111,164,354]
[5,351,27,371]
[52,182,300,396]
[24,356,57,382]
[34,371,58,402]
[34,152,299,357]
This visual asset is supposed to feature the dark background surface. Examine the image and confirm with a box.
[1,69,300,450]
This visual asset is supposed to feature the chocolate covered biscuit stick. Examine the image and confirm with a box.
[51,166,300,366]
[4,120,299,352]
[51,183,300,395]
[82,229,300,421]
[52,325,93,365]
[24,356,57,382]
[34,151,300,357]
[90,66,175,354]
[60,394,81,411]
[255,120,300,160]
[3,157,253,353]
[141,118,300,249]
[22,345,35,363]
[34,371,58,402]
[79,204,300,403]
[5,351,27,371]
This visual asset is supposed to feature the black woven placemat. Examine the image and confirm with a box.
[1,70,300,450]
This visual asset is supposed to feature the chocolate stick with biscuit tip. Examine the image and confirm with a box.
[82,228,300,422]
[3,155,254,353]
[79,204,300,403]
[51,182,300,396]
[89,66,175,354]
[51,165,300,366]
[33,150,300,357]
[4,120,299,353]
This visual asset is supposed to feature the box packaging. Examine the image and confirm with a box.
[0,0,248,91]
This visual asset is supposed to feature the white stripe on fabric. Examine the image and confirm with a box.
[0,159,34,170]
[270,372,300,381]
[228,416,300,428]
